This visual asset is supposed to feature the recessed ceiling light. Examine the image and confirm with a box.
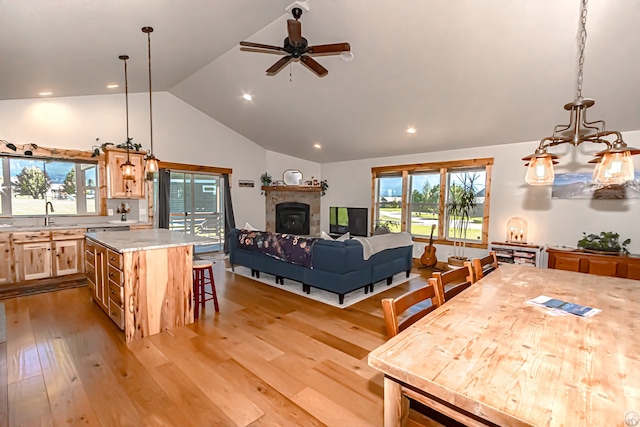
[406,127,417,134]
[242,93,253,101]
[38,91,53,97]
[107,84,119,89]
[313,143,322,149]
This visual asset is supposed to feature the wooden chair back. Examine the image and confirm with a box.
[429,262,475,303]
[472,251,499,281]
[381,283,444,338]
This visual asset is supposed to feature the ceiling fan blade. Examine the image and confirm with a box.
[306,42,351,55]
[300,56,328,77]
[240,47,287,55]
[266,55,294,76]
[287,19,303,45]
[240,41,285,52]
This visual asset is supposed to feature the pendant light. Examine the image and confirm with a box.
[522,0,640,186]
[119,55,135,180]
[142,26,159,173]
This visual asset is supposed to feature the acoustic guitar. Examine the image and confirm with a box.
[420,224,438,268]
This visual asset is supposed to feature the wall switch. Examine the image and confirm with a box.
[108,209,114,216]
[139,208,147,215]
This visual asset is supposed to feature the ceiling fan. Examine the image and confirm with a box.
[239,7,351,77]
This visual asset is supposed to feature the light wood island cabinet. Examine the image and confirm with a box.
[85,229,215,342]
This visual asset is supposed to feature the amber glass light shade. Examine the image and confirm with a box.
[525,157,555,185]
[121,161,135,180]
[145,155,158,173]
[592,151,635,185]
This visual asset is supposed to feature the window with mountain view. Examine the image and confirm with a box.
[1,157,99,216]
[371,158,493,248]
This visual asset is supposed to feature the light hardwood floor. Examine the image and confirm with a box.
[0,259,445,427]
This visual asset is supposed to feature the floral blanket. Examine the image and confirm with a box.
[237,230,316,268]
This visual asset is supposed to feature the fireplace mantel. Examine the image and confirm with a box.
[262,185,322,193]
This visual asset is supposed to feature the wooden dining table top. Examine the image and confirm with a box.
[368,264,640,427]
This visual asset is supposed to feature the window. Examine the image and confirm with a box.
[372,158,493,248]
[1,157,99,216]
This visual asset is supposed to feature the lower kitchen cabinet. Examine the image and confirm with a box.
[86,240,124,328]
[0,233,13,284]
[12,229,86,283]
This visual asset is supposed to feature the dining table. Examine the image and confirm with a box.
[368,264,640,427]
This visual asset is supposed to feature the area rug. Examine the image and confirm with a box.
[226,265,419,309]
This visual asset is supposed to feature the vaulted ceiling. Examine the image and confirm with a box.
[2,0,640,163]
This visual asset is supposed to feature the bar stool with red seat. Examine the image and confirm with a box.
[192,259,219,318]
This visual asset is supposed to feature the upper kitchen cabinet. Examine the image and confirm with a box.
[105,148,145,199]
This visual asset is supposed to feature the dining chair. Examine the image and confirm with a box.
[381,282,444,338]
[472,251,499,281]
[429,263,475,303]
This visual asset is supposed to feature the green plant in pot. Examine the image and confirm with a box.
[577,231,630,255]
[446,173,480,266]
[260,172,272,186]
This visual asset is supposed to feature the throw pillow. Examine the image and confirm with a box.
[244,222,259,231]
[321,231,335,240]
[336,232,351,242]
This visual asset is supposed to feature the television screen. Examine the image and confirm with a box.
[329,207,368,237]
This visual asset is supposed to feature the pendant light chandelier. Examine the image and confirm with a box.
[119,55,136,180]
[142,26,159,174]
[522,0,640,186]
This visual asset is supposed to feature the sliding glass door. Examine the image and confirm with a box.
[168,171,224,252]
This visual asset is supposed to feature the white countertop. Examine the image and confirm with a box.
[0,222,152,232]
[85,229,217,253]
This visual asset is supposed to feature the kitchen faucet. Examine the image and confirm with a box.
[45,201,54,226]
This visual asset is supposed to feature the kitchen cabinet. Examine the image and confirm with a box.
[12,231,53,282]
[85,229,212,342]
[547,248,640,280]
[13,229,86,282]
[86,239,125,328]
[105,148,145,199]
[0,233,13,284]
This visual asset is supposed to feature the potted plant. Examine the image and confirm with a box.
[577,231,630,255]
[446,173,479,266]
[320,179,329,196]
[260,172,272,186]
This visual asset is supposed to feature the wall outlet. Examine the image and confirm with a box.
[108,209,114,216]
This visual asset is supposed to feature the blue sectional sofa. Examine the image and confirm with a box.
[228,228,413,304]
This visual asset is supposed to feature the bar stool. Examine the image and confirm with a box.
[192,259,219,318]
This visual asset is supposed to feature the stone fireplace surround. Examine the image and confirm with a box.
[264,186,321,236]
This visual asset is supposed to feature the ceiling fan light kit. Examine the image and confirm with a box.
[239,7,351,77]
[522,0,639,186]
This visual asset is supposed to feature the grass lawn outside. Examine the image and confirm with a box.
[10,197,96,215]
[380,207,483,241]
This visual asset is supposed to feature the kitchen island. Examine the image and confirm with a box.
[85,229,216,342]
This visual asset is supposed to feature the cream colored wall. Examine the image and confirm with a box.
[321,131,640,260]
[3,93,639,260]
[0,92,269,229]
[265,151,321,185]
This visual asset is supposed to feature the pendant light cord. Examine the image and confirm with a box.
[119,55,131,163]
[576,0,588,101]
[147,30,154,155]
